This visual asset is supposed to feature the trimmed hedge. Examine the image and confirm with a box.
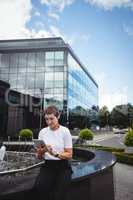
[124,129,133,147]
[19,129,33,139]
[113,152,133,165]
[74,144,125,152]
[79,128,94,140]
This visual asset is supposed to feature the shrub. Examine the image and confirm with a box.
[114,152,133,165]
[19,129,33,139]
[124,129,133,147]
[79,128,94,141]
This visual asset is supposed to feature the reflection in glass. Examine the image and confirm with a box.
[45,73,54,88]
[45,52,54,59]
[35,73,44,89]
[18,53,27,67]
[36,52,45,67]
[0,54,10,68]
[10,53,19,67]
[27,53,36,67]
[10,67,18,73]
[45,59,54,67]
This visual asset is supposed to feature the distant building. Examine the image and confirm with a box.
[0,37,98,138]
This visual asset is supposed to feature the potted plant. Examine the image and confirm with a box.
[79,128,94,144]
[124,128,133,153]
[18,129,33,141]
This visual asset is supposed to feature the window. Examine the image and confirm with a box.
[27,53,36,67]
[36,52,45,67]
[45,73,54,88]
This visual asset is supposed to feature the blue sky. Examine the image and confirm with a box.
[0,0,133,111]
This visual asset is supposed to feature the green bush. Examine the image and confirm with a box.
[124,129,133,147]
[113,152,133,165]
[19,129,33,139]
[97,146,125,153]
[74,144,125,152]
[79,128,94,140]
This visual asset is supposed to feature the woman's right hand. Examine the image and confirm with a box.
[36,145,47,159]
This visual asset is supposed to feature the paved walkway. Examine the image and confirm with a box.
[114,162,133,200]
[94,133,133,200]
[72,132,116,145]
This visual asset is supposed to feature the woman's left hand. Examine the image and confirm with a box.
[47,145,53,154]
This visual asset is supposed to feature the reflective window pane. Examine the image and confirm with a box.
[45,52,54,59]
[0,68,9,73]
[36,52,45,67]
[26,73,35,89]
[10,67,18,73]
[10,54,19,67]
[19,53,27,67]
[0,73,9,81]
[45,73,54,88]
[35,73,45,88]
[55,51,64,59]
[0,54,10,68]
[27,53,36,67]
[45,59,54,67]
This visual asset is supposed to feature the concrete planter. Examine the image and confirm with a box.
[125,146,133,153]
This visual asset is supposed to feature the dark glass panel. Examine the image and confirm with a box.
[18,53,27,67]
[36,52,45,67]
[27,53,36,67]
[0,54,10,68]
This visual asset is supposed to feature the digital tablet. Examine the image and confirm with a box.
[33,139,47,149]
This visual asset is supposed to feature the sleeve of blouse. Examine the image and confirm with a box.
[38,129,44,140]
[64,128,72,148]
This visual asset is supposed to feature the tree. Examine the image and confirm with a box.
[98,106,110,128]
[127,103,133,127]
[110,104,129,128]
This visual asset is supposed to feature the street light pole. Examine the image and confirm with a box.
[39,88,44,130]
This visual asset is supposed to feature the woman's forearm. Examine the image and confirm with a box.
[58,151,72,160]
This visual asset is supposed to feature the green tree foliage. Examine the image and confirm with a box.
[127,103,133,127]
[69,115,90,129]
[99,106,110,128]
[110,104,133,128]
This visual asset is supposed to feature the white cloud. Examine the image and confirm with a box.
[100,89,128,111]
[0,0,56,39]
[85,0,133,10]
[40,0,75,12]
[0,0,32,39]
[34,11,41,17]
[63,32,91,46]
[40,0,75,21]
[123,23,133,37]
[49,25,64,37]
[24,29,53,38]
[94,72,128,111]
[47,11,60,20]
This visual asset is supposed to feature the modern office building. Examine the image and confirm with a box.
[0,37,98,138]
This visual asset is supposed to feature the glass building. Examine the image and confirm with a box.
[0,37,98,138]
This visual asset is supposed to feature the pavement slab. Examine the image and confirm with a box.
[114,163,133,200]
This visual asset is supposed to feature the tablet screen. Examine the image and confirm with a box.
[33,139,46,149]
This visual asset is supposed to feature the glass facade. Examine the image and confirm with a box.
[68,53,98,110]
[67,53,98,129]
[0,38,98,138]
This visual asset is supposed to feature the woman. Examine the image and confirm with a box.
[35,105,73,200]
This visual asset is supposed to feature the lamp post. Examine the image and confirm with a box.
[39,88,44,130]
[106,111,109,131]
